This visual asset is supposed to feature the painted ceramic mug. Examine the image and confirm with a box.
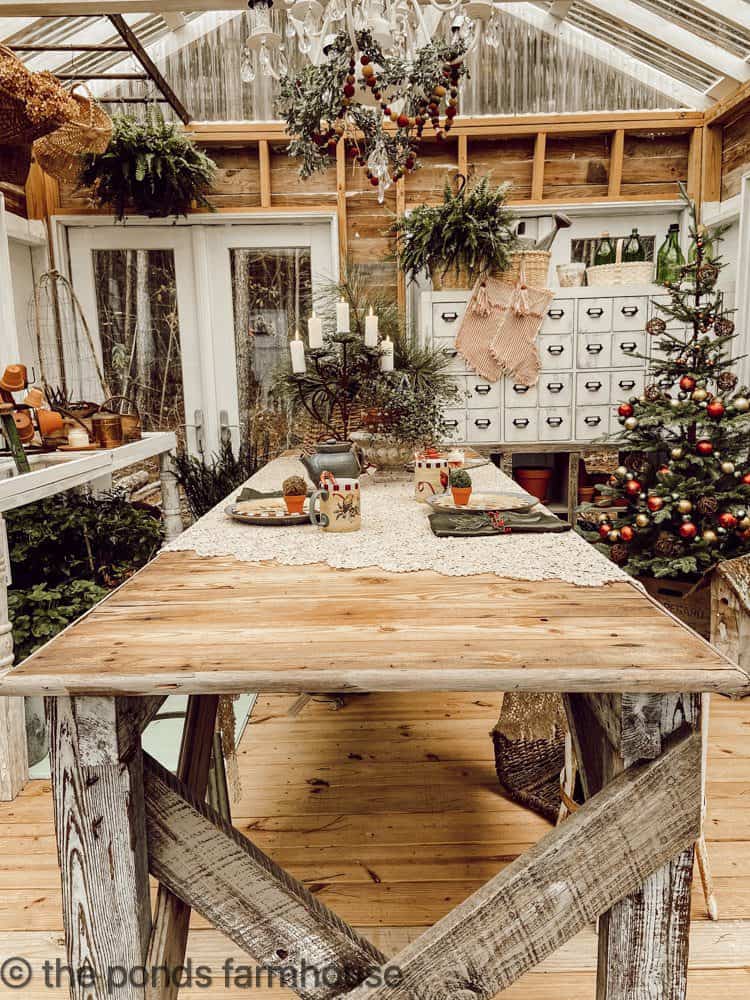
[414,456,449,503]
[309,475,361,533]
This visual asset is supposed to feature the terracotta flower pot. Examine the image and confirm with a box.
[12,410,34,443]
[284,494,306,515]
[452,486,472,507]
[37,409,63,437]
[515,467,553,503]
[578,486,596,505]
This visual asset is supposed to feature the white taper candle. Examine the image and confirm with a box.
[380,335,394,372]
[307,311,323,349]
[364,306,379,348]
[290,329,306,373]
[336,297,350,333]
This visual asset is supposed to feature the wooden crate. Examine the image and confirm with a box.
[641,576,711,640]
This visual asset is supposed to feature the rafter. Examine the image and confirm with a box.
[108,12,190,123]
[694,0,750,34]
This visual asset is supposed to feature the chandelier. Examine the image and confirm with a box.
[242,0,503,82]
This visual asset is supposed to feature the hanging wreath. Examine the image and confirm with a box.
[275,29,468,202]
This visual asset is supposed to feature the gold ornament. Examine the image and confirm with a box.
[721,461,736,474]
[692,388,708,402]
[734,396,750,412]
[677,499,693,514]
[635,513,650,528]
[671,447,683,460]
[702,529,718,544]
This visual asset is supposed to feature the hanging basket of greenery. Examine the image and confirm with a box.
[390,174,518,286]
[78,110,216,221]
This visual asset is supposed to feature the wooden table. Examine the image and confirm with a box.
[0,456,746,1000]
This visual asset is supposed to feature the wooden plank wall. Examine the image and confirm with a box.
[721,108,750,201]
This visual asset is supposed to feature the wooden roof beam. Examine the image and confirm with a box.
[108,12,190,123]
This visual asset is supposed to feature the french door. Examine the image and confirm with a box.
[66,219,335,455]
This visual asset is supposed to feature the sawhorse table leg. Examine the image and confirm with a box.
[0,512,27,801]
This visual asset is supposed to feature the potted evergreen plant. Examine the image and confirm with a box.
[450,468,472,506]
[390,175,518,289]
[282,475,308,515]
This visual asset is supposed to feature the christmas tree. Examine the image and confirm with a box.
[589,186,750,579]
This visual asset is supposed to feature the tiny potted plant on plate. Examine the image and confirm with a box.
[450,468,472,506]
[282,475,308,515]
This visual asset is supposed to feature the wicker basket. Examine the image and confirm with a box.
[586,238,654,287]
[497,249,551,288]
[33,83,112,182]
[0,45,77,146]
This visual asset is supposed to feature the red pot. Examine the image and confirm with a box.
[515,467,553,503]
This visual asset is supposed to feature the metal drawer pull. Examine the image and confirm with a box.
[474,384,491,395]
[547,308,565,319]
[547,382,564,393]
[584,416,602,426]
[620,341,637,352]
[512,384,530,393]
[547,344,565,355]
[474,418,492,429]
[619,379,636,390]
[585,343,604,354]
[546,417,564,427]
[584,380,603,391]
[440,311,459,322]
[586,306,605,318]
[513,418,530,428]
[444,420,459,428]
[441,348,458,358]
[621,305,639,317]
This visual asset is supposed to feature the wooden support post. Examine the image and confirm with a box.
[608,129,625,198]
[701,124,723,207]
[146,695,219,1000]
[567,451,581,524]
[687,126,704,205]
[48,696,152,1000]
[458,133,468,179]
[396,176,406,316]
[158,452,183,542]
[711,556,750,675]
[259,139,271,209]
[565,693,699,1000]
[531,131,547,202]
[336,139,348,278]
[345,731,700,1000]
[0,513,27,802]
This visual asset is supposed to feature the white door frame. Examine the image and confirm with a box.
[54,211,339,454]
[734,172,750,389]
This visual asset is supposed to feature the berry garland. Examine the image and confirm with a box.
[275,30,468,201]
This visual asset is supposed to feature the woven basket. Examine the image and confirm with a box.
[498,250,551,288]
[586,238,654,287]
[33,83,112,182]
[0,45,77,146]
[431,266,474,291]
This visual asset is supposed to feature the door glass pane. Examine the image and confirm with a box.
[91,249,185,434]
[230,247,312,444]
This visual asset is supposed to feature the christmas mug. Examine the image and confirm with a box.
[309,475,361,533]
[414,456,449,503]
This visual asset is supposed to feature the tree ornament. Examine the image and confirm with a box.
[691,387,708,402]
[671,447,683,460]
[714,317,735,337]
[679,521,698,540]
[647,495,664,512]
[624,416,639,430]
[654,531,677,556]
[743,473,750,485]
[677,499,693,514]
[733,396,749,413]
[679,375,696,392]
[718,371,738,392]
[635,513,651,528]
[657,466,670,477]
[620,525,635,542]
[615,465,628,478]
[696,439,714,456]
[607,529,621,543]
[625,479,642,496]
[610,543,629,565]
[644,384,662,403]
[598,523,612,539]
[719,512,738,530]
[618,402,634,418]
[702,529,718,545]
[696,495,718,516]
[721,461,736,475]
[646,317,666,336]
[706,399,725,419]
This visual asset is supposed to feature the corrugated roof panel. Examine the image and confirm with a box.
[633,0,750,58]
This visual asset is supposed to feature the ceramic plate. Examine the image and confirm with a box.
[225,498,310,526]
[426,491,537,515]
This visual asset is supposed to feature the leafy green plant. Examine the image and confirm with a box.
[450,468,472,489]
[174,440,262,519]
[79,110,216,221]
[390,175,518,283]
[9,580,108,662]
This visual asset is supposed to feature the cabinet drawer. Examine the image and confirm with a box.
[432,302,467,339]
[611,370,645,400]
[538,372,572,407]
[612,332,646,368]
[613,296,649,331]
[442,409,466,441]
[541,299,574,334]
[504,409,538,443]
[434,336,467,373]
[577,332,612,369]
[576,372,611,404]
[578,298,613,333]
[576,405,609,441]
[539,407,573,442]
[467,409,500,443]
[539,333,574,371]
[505,380,538,408]
[466,377,501,409]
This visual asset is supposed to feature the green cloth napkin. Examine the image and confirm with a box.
[429,508,571,537]
[236,487,284,501]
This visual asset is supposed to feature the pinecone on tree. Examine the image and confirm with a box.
[654,531,677,557]
[714,318,735,337]
[718,371,738,392]
[644,384,662,402]
[696,495,719,516]
[610,543,629,565]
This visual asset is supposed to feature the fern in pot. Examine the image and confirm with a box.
[390,174,518,289]
[79,110,216,221]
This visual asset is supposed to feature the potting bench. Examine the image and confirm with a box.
[0,455,745,1000]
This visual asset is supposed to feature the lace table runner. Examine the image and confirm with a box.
[165,456,627,588]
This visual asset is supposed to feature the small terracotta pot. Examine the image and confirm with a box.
[12,410,34,443]
[515,467,553,503]
[284,494,306,515]
[578,486,596,504]
[0,365,27,393]
[23,387,44,409]
[37,409,64,437]
[452,486,472,507]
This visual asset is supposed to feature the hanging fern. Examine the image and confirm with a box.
[79,110,216,221]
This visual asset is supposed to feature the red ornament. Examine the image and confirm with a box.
[658,466,670,476]
[618,403,634,418]
[679,375,696,392]
[343,83,355,98]
[598,524,612,539]
[369,176,379,187]
[696,440,714,456]
[625,479,642,496]
[620,525,634,542]
[743,473,750,485]
[679,522,698,540]
[647,495,665,512]
[706,399,725,419]
[397,114,410,129]
[719,512,738,530]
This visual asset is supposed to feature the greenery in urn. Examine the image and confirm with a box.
[390,174,518,284]
[79,111,216,221]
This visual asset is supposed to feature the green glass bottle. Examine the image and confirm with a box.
[622,227,645,262]
[656,224,685,285]
[594,232,616,266]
